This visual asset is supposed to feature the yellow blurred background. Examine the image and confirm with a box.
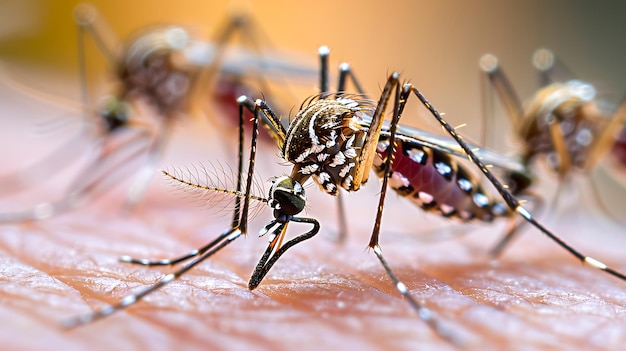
[1,0,626,143]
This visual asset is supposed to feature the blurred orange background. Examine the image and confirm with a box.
[1,3,626,349]
[2,0,626,136]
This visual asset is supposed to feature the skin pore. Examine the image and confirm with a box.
[1,80,626,350]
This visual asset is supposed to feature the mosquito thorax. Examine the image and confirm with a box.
[268,176,306,220]
[117,26,194,116]
[282,95,371,195]
[523,81,601,171]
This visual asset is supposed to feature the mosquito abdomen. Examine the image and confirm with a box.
[374,137,509,222]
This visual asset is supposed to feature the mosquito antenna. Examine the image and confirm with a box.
[162,168,268,204]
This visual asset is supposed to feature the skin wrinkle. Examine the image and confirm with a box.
[3,149,626,350]
[2,80,626,351]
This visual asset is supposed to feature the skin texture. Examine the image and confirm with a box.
[2,74,626,351]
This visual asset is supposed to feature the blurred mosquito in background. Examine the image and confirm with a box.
[0,3,316,223]
[479,49,626,226]
[64,46,626,345]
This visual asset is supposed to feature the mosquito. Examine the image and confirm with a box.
[63,47,626,345]
[0,3,315,223]
[479,49,626,224]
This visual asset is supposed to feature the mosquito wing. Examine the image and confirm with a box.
[359,116,527,174]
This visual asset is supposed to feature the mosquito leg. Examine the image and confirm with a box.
[367,76,402,248]
[196,12,280,102]
[253,97,287,145]
[489,191,545,257]
[335,51,364,242]
[586,175,625,224]
[248,216,320,290]
[231,98,247,228]
[73,4,119,64]
[63,227,243,328]
[121,96,262,266]
[330,49,365,242]
[532,48,577,85]
[584,98,626,171]
[479,55,497,149]
[0,129,153,223]
[403,84,626,281]
[333,191,349,243]
[66,95,266,326]
[66,129,152,202]
[123,118,177,210]
[319,46,330,93]
[489,217,524,258]
[237,99,263,234]
[73,4,119,113]
[193,15,247,88]
[479,54,524,133]
[364,77,459,344]
[578,98,626,222]
[548,121,572,177]
[0,131,91,196]
[317,44,364,95]
[319,46,348,241]
[317,46,357,242]
[75,14,91,117]
[371,245,461,346]
[337,62,364,95]
[119,228,240,266]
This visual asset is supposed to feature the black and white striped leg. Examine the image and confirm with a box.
[489,191,545,257]
[0,128,152,223]
[119,98,261,267]
[371,245,461,346]
[318,46,365,242]
[64,227,243,328]
[123,118,177,211]
[364,75,461,345]
[64,98,266,327]
[402,83,626,282]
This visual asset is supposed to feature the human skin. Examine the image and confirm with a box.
[1,78,626,351]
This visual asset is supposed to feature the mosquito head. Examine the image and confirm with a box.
[98,95,130,132]
[528,81,596,127]
[123,26,190,68]
[268,175,306,220]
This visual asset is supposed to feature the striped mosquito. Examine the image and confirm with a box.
[479,49,626,225]
[0,4,314,223]
[64,47,626,345]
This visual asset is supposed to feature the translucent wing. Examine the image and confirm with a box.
[359,115,527,174]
